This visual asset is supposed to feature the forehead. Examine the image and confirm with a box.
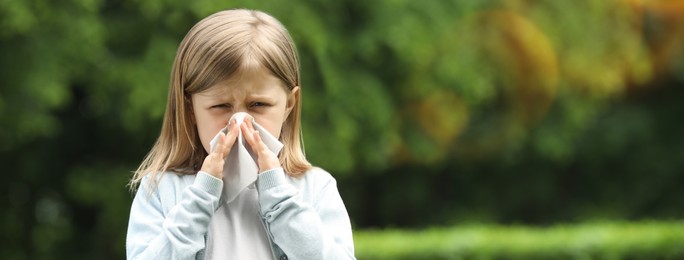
[199,65,286,97]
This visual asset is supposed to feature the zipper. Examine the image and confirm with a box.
[258,202,279,259]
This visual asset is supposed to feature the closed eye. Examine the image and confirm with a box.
[210,103,231,109]
[250,102,269,107]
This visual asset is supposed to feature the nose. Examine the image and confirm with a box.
[229,112,251,125]
[232,104,250,114]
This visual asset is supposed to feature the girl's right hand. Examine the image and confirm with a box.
[200,119,239,179]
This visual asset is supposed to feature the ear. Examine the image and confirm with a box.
[284,86,300,118]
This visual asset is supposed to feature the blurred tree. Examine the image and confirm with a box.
[1,0,684,258]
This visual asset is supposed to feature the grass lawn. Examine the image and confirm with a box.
[354,220,684,259]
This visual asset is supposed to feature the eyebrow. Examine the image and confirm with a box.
[247,94,277,100]
[196,93,277,104]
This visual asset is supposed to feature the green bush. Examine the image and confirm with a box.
[2,0,684,258]
[354,221,684,259]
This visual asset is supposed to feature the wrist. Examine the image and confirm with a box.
[195,171,224,197]
[257,167,286,190]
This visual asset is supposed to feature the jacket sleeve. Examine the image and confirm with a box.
[126,172,223,260]
[257,168,356,259]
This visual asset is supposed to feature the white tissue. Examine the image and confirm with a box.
[208,112,283,203]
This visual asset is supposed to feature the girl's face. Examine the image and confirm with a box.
[191,67,298,154]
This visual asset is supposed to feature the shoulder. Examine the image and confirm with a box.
[139,171,196,197]
[299,166,336,182]
[287,166,338,193]
[136,171,197,213]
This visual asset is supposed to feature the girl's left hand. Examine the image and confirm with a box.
[241,117,281,173]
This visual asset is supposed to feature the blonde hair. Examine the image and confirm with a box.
[129,9,311,191]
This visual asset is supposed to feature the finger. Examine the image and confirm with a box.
[246,116,255,130]
[211,132,225,153]
[215,132,229,157]
[244,116,261,148]
[220,119,241,155]
[224,119,239,147]
[241,123,256,148]
[252,130,269,152]
[252,130,280,172]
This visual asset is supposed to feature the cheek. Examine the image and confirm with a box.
[254,115,284,138]
[195,113,230,153]
[264,123,283,138]
[198,126,218,153]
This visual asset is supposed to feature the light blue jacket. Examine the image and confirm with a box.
[126,167,356,260]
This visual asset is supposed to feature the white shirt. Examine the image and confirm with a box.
[126,168,356,259]
[205,183,274,259]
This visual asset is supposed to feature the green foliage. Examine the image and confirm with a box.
[0,0,672,170]
[1,0,684,258]
[355,221,684,259]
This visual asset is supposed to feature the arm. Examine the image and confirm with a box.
[241,119,355,259]
[127,121,238,259]
[126,172,223,260]
[257,168,356,259]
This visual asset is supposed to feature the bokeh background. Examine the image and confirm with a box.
[2,0,684,259]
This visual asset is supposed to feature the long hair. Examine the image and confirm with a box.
[129,9,311,191]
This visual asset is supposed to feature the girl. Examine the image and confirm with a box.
[126,9,356,260]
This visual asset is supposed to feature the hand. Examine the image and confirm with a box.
[241,116,281,173]
[200,119,239,179]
